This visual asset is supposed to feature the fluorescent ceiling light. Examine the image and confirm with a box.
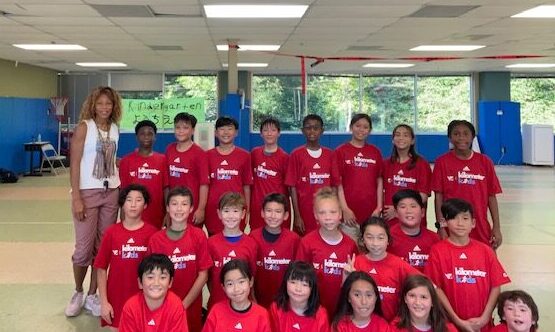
[76,62,127,67]
[512,6,555,18]
[410,45,485,51]
[223,63,268,68]
[363,63,415,68]
[506,63,555,68]
[204,5,308,18]
[217,44,281,51]
[13,44,86,51]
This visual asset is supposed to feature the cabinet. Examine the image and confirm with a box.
[522,124,554,166]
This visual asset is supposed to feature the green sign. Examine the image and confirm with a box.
[121,98,205,131]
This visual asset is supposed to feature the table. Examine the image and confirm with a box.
[23,141,49,176]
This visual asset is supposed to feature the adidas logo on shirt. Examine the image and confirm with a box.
[398,170,404,175]
[445,273,453,280]
[127,238,135,244]
[234,322,243,329]
[369,268,377,274]
[112,250,119,255]
[228,250,237,257]
[459,253,467,259]
[173,248,181,254]
[173,157,180,163]
[148,319,156,326]
[357,152,363,157]
[130,171,136,177]
[329,252,338,259]
[313,163,321,169]
[142,163,149,167]
[413,245,421,251]
[269,250,276,257]
[293,323,301,330]
[463,166,470,171]
[221,160,229,166]
[261,162,266,166]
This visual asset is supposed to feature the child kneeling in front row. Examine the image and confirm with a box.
[425,198,511,332]
[492,290,539,332]
[119,254,188,332]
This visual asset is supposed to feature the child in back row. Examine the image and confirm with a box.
[148,186,212,332]
[286,114,340,235]
[270,261,330,332]
[425,198,510,332]
[205,116,253,235]
[333,271,390,332]
[250,117,290,230]
[492,290,539,332]
[95,184,158,329]
[296,187,358,316]
[119,254,188,332]
[165,112,210,226]
[387,189,439,272]
[250,193,300,308]
[207,192,258,309]
[202,259,271,332]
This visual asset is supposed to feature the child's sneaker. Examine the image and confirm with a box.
[64,291,84,317]
[84,293,101,317]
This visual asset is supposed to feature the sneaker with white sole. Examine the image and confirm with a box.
[64,291,84,317]
[84,294,101,317]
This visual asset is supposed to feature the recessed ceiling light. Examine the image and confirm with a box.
[216,45,281,51]
[13,44,87,51]
[506,63,555,68]
[363,63,415,68]
[76,62,127,67]
[204,5,308,18]
[512,6,555,18]
[223,63,268,68]
[410,45,485,51]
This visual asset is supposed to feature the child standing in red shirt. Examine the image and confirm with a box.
[202,259,271,332]
[425,199,510,332]
[250,117,290,230]
[296,187,358,316]
[207,192,258,309]
[492,290,539,332]
[286,114,340,235]
[335,113,383,239]
[148,187,212,332]
[95,184,158,329]
[119,120,169,228]
[382,124,431,227]
[205,116,253,235]
[333,271,390,332]
[119,254,189,332]
[250,193,300,308]
[432,120,502,249]
[165,112,209,226]
[387,189,439,272]
[345,217,420,322]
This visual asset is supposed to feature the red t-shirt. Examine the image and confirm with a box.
[490,324,509,332]
[119,152,169,229]
[285,147,340,234]
[165,143,210,225]
[335,142,383,224]
[207,233,258,309]
[296,230,358,316]
[269,302,330,332]
[93,222,158,327]
[389,317,458,332]
[424,239,511,332]
[250,227,300,308]
[205,147,253,235]
[353,254,421,322]
[335,314,390,332]
[383,157,431,206]
[431,151,502,245]
[387,224,440,272]
[148,227,212,332]
[119,291,188,332]
[202,300,271,332]
[250,146,290,230]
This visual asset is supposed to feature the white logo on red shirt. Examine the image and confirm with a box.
[142,163,149,167]
[112,250,119,255]
[169,165,189,177]
[221,160,229,166]
[329,252,337,259]
[130,171,136,177]
[463,166,470,171]
[269,250,276,257]
[217,168,238,180]
[398,170,404,175]
[413,245,421,251]
[459,253,467,259]
[353,155,376,167]
[256,164,277,179]
[234,323,243,329]
[313,163,321,169]
[173,157,180,163]
[454,267,486,284]
[447,176,454,181]
[148,319,156,326]
[445,273,453,280]
[127,238,135,244]
[377,285,396,294]
[173,248,181,254]
[369,268,377,274]
[293,323,301,330]
[261,162,267,167]
[313,263,321,269]
[228,250,237,257]
[357,152,363,157]
[138,164,160,179]
[308,171,330,184]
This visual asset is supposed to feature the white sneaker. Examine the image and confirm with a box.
[65,291,84,317]
[84,294,101,317]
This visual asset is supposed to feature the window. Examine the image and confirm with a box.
[164,74,218,122]
[511,76,555,130]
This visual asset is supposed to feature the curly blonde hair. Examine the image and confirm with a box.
[79,86,123,124]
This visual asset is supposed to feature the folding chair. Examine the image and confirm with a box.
[40,143,67,175]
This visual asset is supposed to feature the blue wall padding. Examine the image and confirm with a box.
[0,97,58,174]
